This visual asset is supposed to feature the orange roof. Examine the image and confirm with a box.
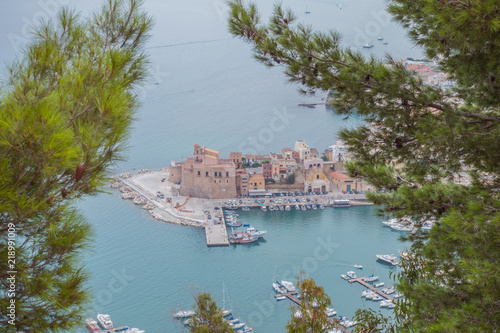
[329,171,349,180]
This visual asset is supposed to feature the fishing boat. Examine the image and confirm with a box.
[319,204,325,209]
[226,220,242,227]
[261,206,267,212]
[241,206,250,211]
[301,205,307,211]
[96,314,113,330]
[281,280,296,292]
[346,271,357,279]
[173,310,195,318]
[295,204,300,211]
[229,232,259,244]
[285,205,291,211]
[311,204,317,210]
[85,318,100,331]
[306,204,311,210]
[269,205,275,212]
[376,254,398,266]
[354,264,363,269]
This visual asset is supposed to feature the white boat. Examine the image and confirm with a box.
[325,307,337,316]
[230,322,245,329]
[374,282,385,288]
[393,293,403,298]
[372,295,384,301]
[341,274,349,280]
[273,282,286,294]
[383,41,388,45]
[246,227,267,238]
[279,205,285,211]
[344,320,358,327]
[276,295,287,301]
[285,205,291,211]
[269,205,275,211]
[224,317,240,324]
[96,314,113,330]
[380,300,394,307]
[364,291,378,299]
[386,302,396,308]
[85,318,100,331]
[261,206,267,212]
[382,218,398,226]
[173,310,195,318]
[382,286,395,294]
[362,42,374,48]
[377,36,383,40]
[354,264,363,269]
[295,204,300,211]
[363,274,379,282]
[346,271,357,279]
[376,254,398,266]
[281,280,296,292]
[319,204,325,209]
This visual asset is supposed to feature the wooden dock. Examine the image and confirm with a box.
[347,277,393,300]
[274,292,351,333]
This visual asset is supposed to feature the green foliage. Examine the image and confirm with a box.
[286,274,335,332]
[265,178,276,184]
[320,155,328,162]
[189,293,232,333]
[228,0,500,331]
[286,173,296,184]
[0,0,152,331]
[251,162,262,167]
[261,160,270,164]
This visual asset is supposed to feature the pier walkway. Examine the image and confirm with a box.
[348,277,393,300]
[274,292,351,333]
[205,208,228,247]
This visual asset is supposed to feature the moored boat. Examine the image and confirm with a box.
[354,264,363,269]
[311,204,317,210]
[281,280,296,292]
[301,205,307,211]
[376,254,398,266]
[245,227,267,238]
[261,206,267,212]
[346,271,357,279]
[285,205,291,211]
[173,310,195,318]
[96,314,113,330]
[85,318,100,331]
[374,282,385,288]
[319,204,325,209]
[295,204,300,211]
[341,274,350,280]
[363,274,379,282]
[325,307,337,317]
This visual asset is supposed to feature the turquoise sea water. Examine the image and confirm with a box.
[0,0,423,332]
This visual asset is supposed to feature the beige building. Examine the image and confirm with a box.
[169,144,238,199]
[294,140,311,161]
[327,171,375,193]
[248,173,265,190]
[236,168,249,196]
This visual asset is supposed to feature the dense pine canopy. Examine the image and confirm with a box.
[228,0,500,331]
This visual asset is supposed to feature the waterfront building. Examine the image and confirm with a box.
[294,140,311,161]
[262,163,272,179]
[330,139,350,162]
[327,171,374,193]
[169,144,238,199]
[304,157,324,170]
[304,159,329,193]
[236,168,249,196]
[230,152,243,169]
[248,173,265,190]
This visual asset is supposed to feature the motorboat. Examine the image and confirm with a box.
[241,206,250,211]
[173,310,195,319]
[273,282,286,294]
[372,295,384,301]
[229,233,259,244]
[285,205,291,211]
[362,42,374,48]
[276,295,287,301]
[295,204,300,210]
[346,271,357,279]
[281,280,296,292]
[364,291,378,299]
[269,205,275,212]
[279,205,285,211]
[230,322,246,330]
[319,204,325,209]
[311,204,317,210]
[363,274,379,282]
[245,227,267,238]
[227,220,242,227]
[306,204,312,210]
[376,254,398,266]
[325,307,337,317]
[301,205,307,211]
[382,218,398,226]
[393,293,403,298]
[261,206,267,212]
[275,281,288,293]
[224,317,240,324]
[354,264,363,269]
[382,286,395,295]
[274,205,279,211]
[374,282,385,288]
[380,300,394,307]
[341,274,349,280]
[85,318,100,331]
[377,36,383,40]
[383,41,388,45]
[96,314,113,330]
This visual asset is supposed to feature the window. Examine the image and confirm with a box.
[206,171,209,176]
[226,172,229,177]
[197,171,200,176]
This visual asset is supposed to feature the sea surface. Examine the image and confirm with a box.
[0,0,423,332]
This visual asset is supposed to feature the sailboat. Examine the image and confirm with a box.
[222,283,232,316]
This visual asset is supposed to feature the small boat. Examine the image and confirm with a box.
[229,322,245,329]
[363,274,379,282]
[374,282,385,288]
[341,274,350,280]
[224,205,239,210]
[243,223,250,227]
[273,282,287,294]
[183,318,193,326]
[393,293,403,298]
[241,206,250,211]
[301,205,307,211]
[361,290,373,298]
[354,264,363,269]
[383,41,388,45]
[362,42,374,48]
[281,280,296,292]
[311,204,317,210]
[346,271,357,279]
[364,291,378,299]
[246,227,267,238]
[274,205,279,211]
[386,302,396,309]
[377,36,383,40]
[382,286,395,295]
[279,205,285,211]
[173,310,195,318]
[376,254,398,266]
[306,205,311,210]
[295,205,300,211]
[227,220,242,227]
[96,314,113,330]
[372,295,384,301]
[285,205,291,211]
[275,281,288,293]
[261,206,267,212]
[380,300,394,307]
[85,318,100,331]
[325,307,337,317]
[276,295,287,301]
[319,204,325,209]
[229,233,259,244]
[269,206,275,212]
[224,316,240,324]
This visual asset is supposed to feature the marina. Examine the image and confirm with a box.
[346,277,394,301]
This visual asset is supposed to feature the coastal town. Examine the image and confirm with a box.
[112,140,375,245]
